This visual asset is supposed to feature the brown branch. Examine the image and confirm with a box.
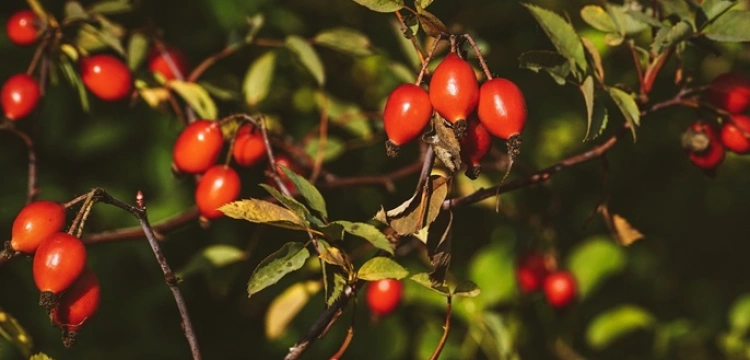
[82,207,199,244]
[429,296,452,360]
[318,159,423,192]
[1,126,39,203]
[186,44,242,83]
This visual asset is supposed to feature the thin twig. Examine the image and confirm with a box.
[82,207,199,244]
[187,44,241,83]
[95,189,202,360]
[394,12,426,66]
[416,37,443,85]
[2,127,39,203]
[462,33,492,80]
[429,296,452,360]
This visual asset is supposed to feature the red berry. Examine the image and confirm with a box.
[366,278,403,317]
[460,116,492,179]
[195,165,241,220]
[429,52,479,137]
[6,10,39,46]
[516,252,550,294]
[33,233,86,295]
[383,83,433,157]
[9,200,66,254]
[80,54,132,101]
[720,115,750,154]
[477,78,527,140]
[1,73,41,120]
[172,120,224,174]
[704,72,750,114]
[542,271,577,309]
[52,268,100,334]
[266,154,301,193]
[685,122,725,170]
[232,125,267,167]
[148,45,188,82]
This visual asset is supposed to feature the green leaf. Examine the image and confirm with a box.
[87,0,132,15]
[700,0,736,24]
[126,32,149,71]
[64,1,90,22]
[286,35,325,86]
[607,87,641,141]
[586,305,656,350]
[313,27,375,57]
[247,242,310,297]
[410,272,450,296]
[245,14,265,44]
[334,220,393,255]
[350,0,404,12]
[518,50,571,85]
[169,81,218,119]
[0,306,33,358]
[704,10,750,42]
[279,165,328,220]
[219,199,308,231]
[317,91,372,138]
[453,280,481,298]
[358,257,409,281]
[419,0,434,8]
[580,5,618,33]
[327,272,348,306]
[607,4,651,35]
[60,55,90,113]
[660,0,696,23]
[581,76,595,140]
[416,4,449,37]
[265,281,321,339]
[651,20,694,54]
[728,294,750,334]
[566,236,627,298]
[581,77,608,140]
[243,51,277,108]
[177,244,246,278]
[581,37,604,82]
[304,137,346,163]
[259,184,323,227]
[523,3,587,77]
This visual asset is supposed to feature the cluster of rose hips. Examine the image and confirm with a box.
[365,278,403,318]
[382,40,527,179]
[684,72,750,171]
[1,8,194,121]
[516,251,577,309]
[4,200,100,347]
[171,119,306,220]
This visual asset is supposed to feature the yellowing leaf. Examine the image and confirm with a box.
[586,305,656,350]
[358,257,408,281]
[374,175,449,236]
[613,214,644,246]
[219,199,307,231]
[265,281,321,339]
[169,81,218,119]
[350,0,404,12]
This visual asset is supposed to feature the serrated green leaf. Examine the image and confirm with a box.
[729,294,750,334]
[313,27,374,57]
[334,220,393,255]
[243,51,276,108]
[266,281,321,340]
[178,244,246,278]
[219,199,308,231]
[607,4,650,35]
[586,305,656,350]
[608,87,640,141]
[453,280,481,298]
[327,272,348,306]
[523,3,587,77]
[304,137,345,163]
[700,0,736,24]
[518,50,571,85]
[566,236,627,298]
[410,273,450,296]
[651,20,694,54]
[350,0,404,12]
[279,165,327,220]
[358,257,408,281]
[169,81,218,119]
[247,242,310,297]
[259,184,323,228]
[704,10,750,42]
[581,5,618,33]
[0,307,33,358]
[286,35,325,86]
[126,33,149,71]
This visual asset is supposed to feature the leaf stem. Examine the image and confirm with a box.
[429,296,452,360]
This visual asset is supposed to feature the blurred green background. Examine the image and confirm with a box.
[1,0,750,359]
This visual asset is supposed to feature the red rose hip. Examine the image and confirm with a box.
[383,83,433,157]
[195,165,241,220]
[704,72,750,114]
[232,125,266,167]
[516,251,550,294]
[10,200,66,254]
[52,268,100,348]
[460,116,492,179]
[684,121,725,171]
[366,278,403,317]
[720,115,750,154]
[6,10,39,46]
[33,232,86,309]
[429,52,479,138]
[1,73,41,120]
[80,54,132,101]
[172,120,224,174]
[542,271,577,309]
[149,45,188,81]
[477,78,527,141]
